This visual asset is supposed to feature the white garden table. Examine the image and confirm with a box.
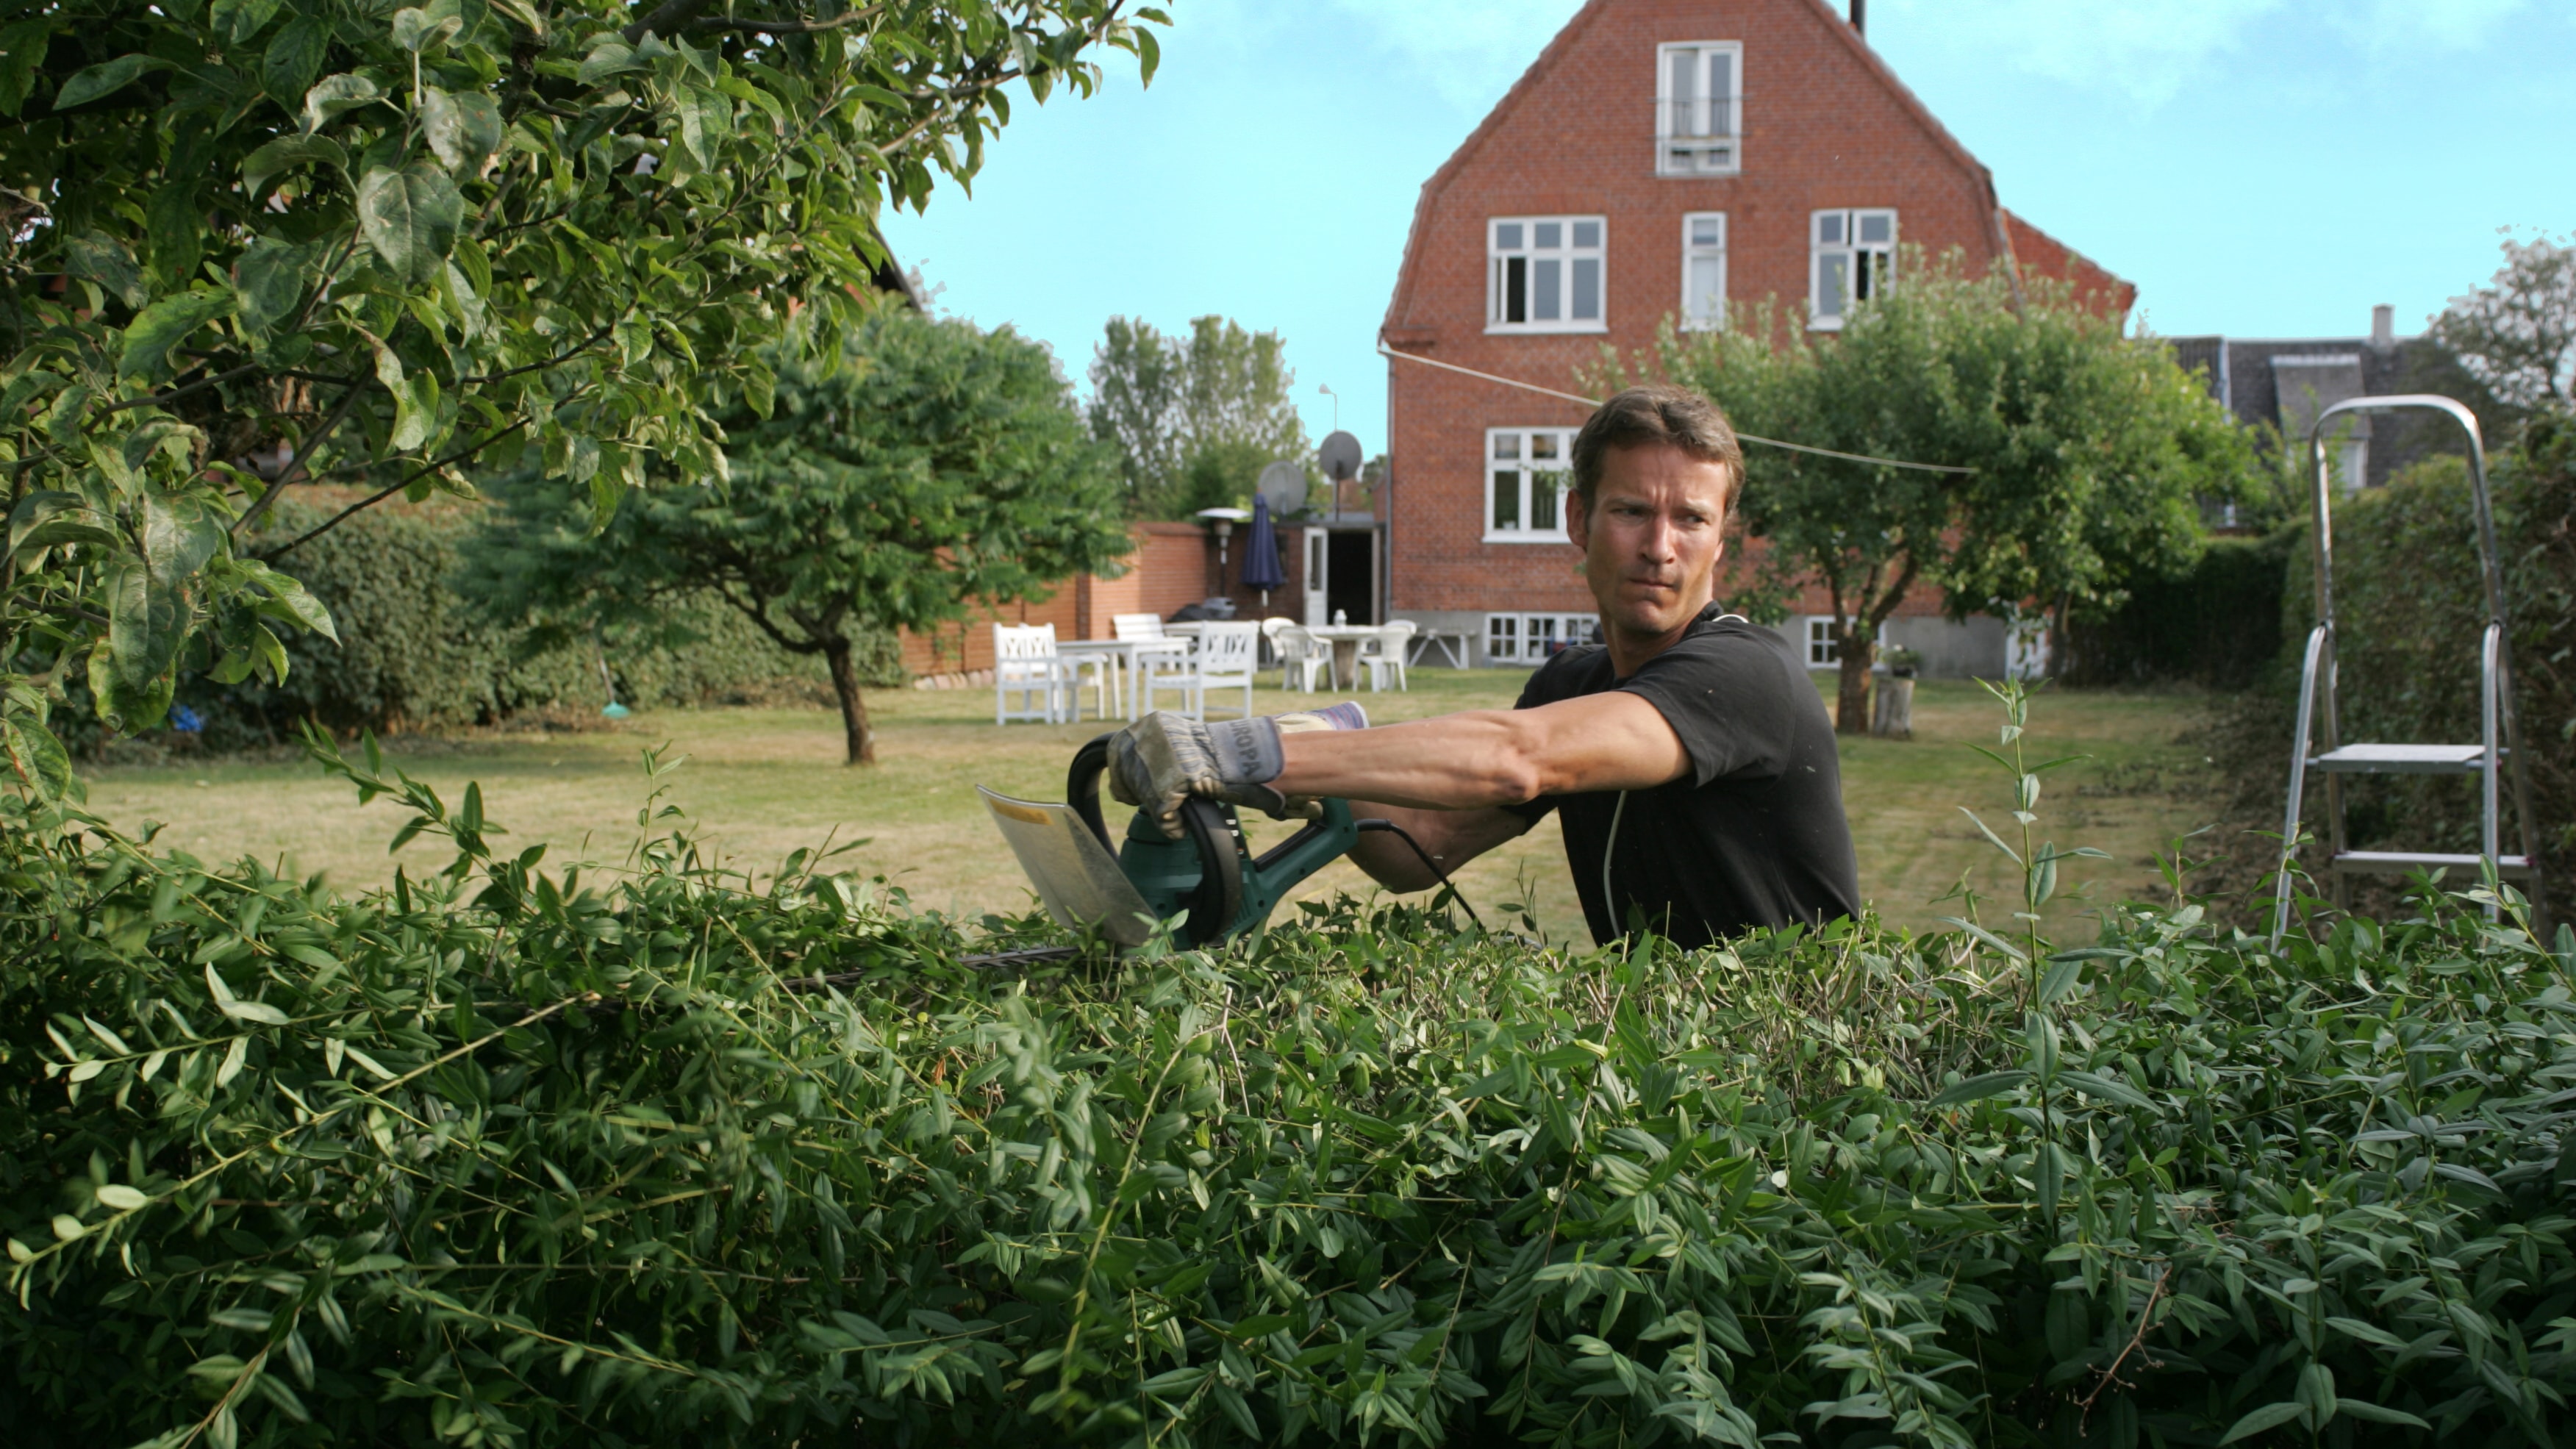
[1300,624,1387,690]
[1055,637,1192,722]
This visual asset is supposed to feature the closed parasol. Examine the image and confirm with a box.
[1241,494,1287,606]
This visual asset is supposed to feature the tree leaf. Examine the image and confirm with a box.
[143,494,225,589]
[356,164,462,285]
[94,1184,149,1211]
[2,717,74,803]
[65,232,149,310]
[241,134,347,201]
[302,72,384,134]
[240,561,338,642]
[389,370,439,451]
[54,54,167,111]
[261,14,329,101]
[420,85,501,173]
[10,492,120,557]
[211,0,285,43]
[676,82,731,169]
[233,237,318,337]
[119,290,237,384]
[2219,1402,2307,1443]
[391,4,464,52]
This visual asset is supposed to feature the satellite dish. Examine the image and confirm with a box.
[1318,430,1364,483]
[1256,460,1306,514]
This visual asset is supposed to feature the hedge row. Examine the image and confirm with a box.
[59,497,903,756]
[4,729,2574,1446]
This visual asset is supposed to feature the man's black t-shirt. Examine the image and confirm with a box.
[1503,604,1861,947]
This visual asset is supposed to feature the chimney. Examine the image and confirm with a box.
[1850,0,1865,37]
[2369,304,2394,351]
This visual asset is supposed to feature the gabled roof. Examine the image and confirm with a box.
[1382,0,2006,337]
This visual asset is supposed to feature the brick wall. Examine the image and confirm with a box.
[1380,0,2128,625]
[896,522,1215,677]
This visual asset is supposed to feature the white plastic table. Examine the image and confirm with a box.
[1301,624,1387,690]
[1056,637,1191,721]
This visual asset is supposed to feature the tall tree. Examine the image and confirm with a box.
[1087,315,1307,516]
[1637,255,2253,731]
[0,0,1162,798]
[467,306,1131,765]
[2429,232,2576,412]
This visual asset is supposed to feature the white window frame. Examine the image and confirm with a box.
[1803,616,1887,670]
[1484,426,1575,543]
[1487,216,1608,334]
[1680,212,1727,332]
[1809,209,1897,330]
[1656,41,1742,176]
[1486,612,1598,666]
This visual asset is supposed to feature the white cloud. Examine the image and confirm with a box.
[1323,0,1588,112]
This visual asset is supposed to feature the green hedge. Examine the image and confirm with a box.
[2061,533,2292,689]
[66,498,902,755]
[4,727,2575,1446]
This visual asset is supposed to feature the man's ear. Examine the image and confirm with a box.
[1565,487,1590,550]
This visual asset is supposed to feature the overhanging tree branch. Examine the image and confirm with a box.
[261,418,535,562]
[230,379,369,543]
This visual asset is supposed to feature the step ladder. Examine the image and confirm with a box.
[2271,395,2552,945]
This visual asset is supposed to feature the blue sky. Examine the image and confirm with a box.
[881,0,2576,454]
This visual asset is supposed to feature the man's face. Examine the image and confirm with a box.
[1565,441,1731,642]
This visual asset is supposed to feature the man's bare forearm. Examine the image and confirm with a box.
[1277,712,1543,811]
[1275,691,1688,810]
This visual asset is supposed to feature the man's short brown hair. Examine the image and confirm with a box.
[1568,384,1744,515]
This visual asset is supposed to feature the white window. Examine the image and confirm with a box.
[1681,212,1727,331]
[1810,209,1896,329]
[1657,42,1742,176]
[1486,613,1598,665]
[1489,217,1606,334]
[1485,427,1575,542]
[1806,618,1840,668]
[1804,617,1886,670]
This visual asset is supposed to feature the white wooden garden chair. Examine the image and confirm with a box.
[992,623,1073,725]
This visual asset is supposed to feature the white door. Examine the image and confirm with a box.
[1304,531,1328,627]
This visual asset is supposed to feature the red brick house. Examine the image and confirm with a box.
[1378,0,2133,673]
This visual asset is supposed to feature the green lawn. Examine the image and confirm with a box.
[82,670,2217,944]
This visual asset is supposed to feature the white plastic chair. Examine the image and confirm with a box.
[1359,621,1417,692]
[1145,620,1259,720]
[1273,623,1331,692]
[993,623,1072,725]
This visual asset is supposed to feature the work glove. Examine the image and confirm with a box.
[1109,704,1369,839]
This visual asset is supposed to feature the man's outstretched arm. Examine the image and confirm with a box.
[1281,691,1692,891]
[1273,690,1689,807]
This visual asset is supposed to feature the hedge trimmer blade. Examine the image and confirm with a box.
[978,785,1158,947]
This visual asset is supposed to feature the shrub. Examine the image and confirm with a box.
[54,498,901,754]
[4,721,2576,1447]
[2062,533,2292,690]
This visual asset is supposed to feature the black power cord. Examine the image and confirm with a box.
[1355,818,1485,933]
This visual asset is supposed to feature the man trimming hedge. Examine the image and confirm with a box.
[1109,384,1860,948]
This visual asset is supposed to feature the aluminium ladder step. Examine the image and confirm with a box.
[2308,743,2500,774]
[2330,851,2533,878]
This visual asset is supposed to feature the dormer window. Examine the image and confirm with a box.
[1487,217,1606,334]
[1657,41,1742,176]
